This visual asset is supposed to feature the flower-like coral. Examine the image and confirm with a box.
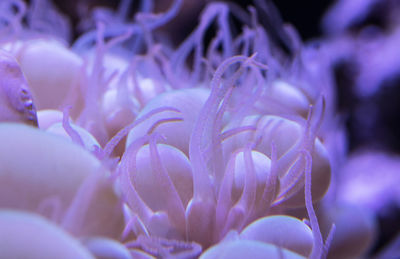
[0,0,380,258]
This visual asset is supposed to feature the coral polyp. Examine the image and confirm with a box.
[0,0,390,258]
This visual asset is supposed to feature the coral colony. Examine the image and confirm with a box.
[3,0,400,258]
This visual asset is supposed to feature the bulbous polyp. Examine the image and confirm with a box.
[0,210,94,259]
[260,80,310,117]
[240,215,314,257]
[126,88,210,156]
[230,150,271,205]
[132,143,193,212]
[223,114,331,207]
[200,240,306,259]
[3,39,83,110]
[37,109,64,129]
[0,123,124,238]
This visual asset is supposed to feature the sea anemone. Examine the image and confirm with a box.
[0,0,383,258]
